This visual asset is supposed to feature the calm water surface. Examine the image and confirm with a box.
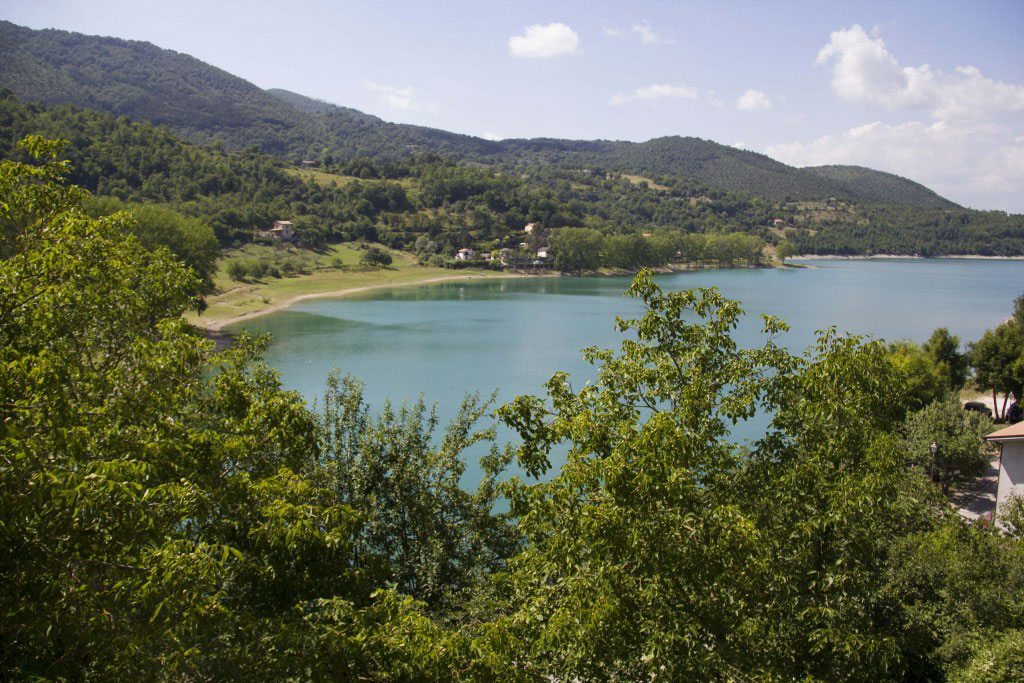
[226,259,1024,485]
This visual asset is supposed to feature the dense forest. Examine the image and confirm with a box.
[4,141,1024,680]
[0,20,960,206]
[788,202,1024,257]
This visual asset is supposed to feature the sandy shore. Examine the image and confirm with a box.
[199,273,524,332]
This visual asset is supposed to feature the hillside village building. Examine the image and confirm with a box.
[985,421,1024,523]
[260,220,294,241]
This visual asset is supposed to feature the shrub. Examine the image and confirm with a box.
[227,260,248,281]
[360,246,392,267]
[247,260,269,280]
[998,492,1024,537]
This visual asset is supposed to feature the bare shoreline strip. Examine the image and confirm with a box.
[198,254,1023,332]
[790,254,1024,261]
[201,273,522,332]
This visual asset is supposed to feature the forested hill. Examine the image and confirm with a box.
[263,87,504,160]
[0,20,321,155]
[264,87,958,208]
[1,20,957,208]
[805,165,955,208]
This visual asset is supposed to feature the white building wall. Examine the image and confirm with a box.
[997,441,1024,514]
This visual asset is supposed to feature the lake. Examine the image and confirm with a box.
[226,258,1024,484]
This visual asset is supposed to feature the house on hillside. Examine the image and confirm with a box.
[985,421,1024,526]
[536,246,550,259]
[456,248,475,261]
[773,218,786,227]
[269,220,294,241]
[524,222,537,234]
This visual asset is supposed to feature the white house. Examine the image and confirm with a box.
[536,246,550,259]
[456,248,475,261]
[524,222,537,234]
[985,421,1024,522]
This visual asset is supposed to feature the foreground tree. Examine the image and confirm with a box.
[319,373,519,614]
[887,339,950,415]
[902,393,995,481]
[924,327,969,391]
[971,323,1023,420]
[970,294,1024,420]
[883,523,1024,679]
[492,273,940,680]
[0,137,505,680]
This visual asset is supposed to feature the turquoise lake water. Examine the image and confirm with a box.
[226,259,1024,485]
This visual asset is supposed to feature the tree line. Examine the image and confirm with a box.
[548,227,765,272]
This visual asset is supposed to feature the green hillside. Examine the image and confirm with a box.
[2,90,1022,259]
[806,165,957,209]
[0,21,324,154]
[0,20,959,207]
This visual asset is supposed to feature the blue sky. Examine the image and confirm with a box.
[4,0,1023,211]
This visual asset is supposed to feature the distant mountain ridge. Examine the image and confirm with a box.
[0,20,958,208]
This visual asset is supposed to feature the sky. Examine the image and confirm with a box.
[4,0,1024,212]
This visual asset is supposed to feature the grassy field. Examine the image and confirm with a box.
[621,174,670,192]
[186,243,512,330]
[285,167,419,192]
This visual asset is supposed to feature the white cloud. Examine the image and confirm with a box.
[603,20,670,45]
[631,21,667,45]
[363,81,435,110]
[508,23,581,58]
[611,83,698,106]
[737,89,772,111]
[765,119,1024,212]
[481,132,503,141]
[706,89,724,108]
[773,24,1024,211]
[816,24,1024,120]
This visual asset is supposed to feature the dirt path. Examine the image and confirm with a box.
[953,458,1000,521]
